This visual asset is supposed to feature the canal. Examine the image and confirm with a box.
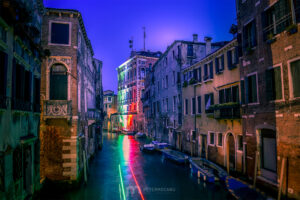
[41,131,233,200]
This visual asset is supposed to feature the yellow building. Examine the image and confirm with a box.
[181,39,243,174]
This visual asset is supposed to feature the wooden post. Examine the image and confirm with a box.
[278,157,286,200]
[253,151,259,187]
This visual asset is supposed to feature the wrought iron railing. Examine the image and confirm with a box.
[87,109,101,120]
[43,100,72,117]
[213,104,241,119]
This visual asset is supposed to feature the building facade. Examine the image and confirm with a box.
[40,8,102,183]
[117,51,161,132]
[149,35,226,146]
[182,39,243,174]
[0,0,44,199]
[103,90,117,131]
[237,0,300,198]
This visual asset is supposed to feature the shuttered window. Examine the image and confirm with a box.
[197,67,202,82]
[209,62,214,79]
[197,96,201,114]
[50,65,68,100]
[291,59,300,98]
[205,93,214,113]
[243,20,257,49]
[266,67,282,101]
[185,99,189,115]
[187,44,193,57]
[246,74,258,103]
[0,51,8,97]
[192,97,196,115]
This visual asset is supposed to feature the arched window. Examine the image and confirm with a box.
[50,64,67,100]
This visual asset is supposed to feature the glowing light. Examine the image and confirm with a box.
[118,164,126,200]
[122,136,130,162]
[129,165,145,200]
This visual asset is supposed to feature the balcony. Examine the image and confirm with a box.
[43,100,72,119]
[212,103,241,119]
[0,95,8,109]
[87,109,101,121]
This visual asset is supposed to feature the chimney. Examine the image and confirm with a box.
[204,36,212,55]
[193,34,198,42]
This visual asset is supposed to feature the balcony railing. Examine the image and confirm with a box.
[212,103,241,119]
[43,100,72,118]
[87,109,101,120]
[0,95,8,109]
[11,98,32,111]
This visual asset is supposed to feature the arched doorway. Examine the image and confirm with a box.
[226,133,235,173]
[50,64,68,100]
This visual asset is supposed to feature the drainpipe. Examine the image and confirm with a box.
[193,84,197,156]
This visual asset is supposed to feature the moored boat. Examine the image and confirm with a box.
[189,157,228,182]
[140,144,155,153]
[135,132,146,138]
[161,149,189,164]
[152,141,169,150]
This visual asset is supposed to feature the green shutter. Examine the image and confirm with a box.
[274,67,282,100]
[291,60,300,98]
[265,69,274,101]
[251,75,258,103]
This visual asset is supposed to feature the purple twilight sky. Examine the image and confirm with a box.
[44,0,237,93]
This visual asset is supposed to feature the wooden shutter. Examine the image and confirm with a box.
[215,57,219,74]
[274,67,282,100]
[227,50,232,69]
[198,67,202,82]
[221,54,225,71]
[245,77,249,104]
[251,75,258,103]
[234,47,239,64]
[291,60,300,98]
[241,80,245,104]
[209,62,213,79]
[265,69,274,101]
[197,96,201,113]
[251,20,257,47]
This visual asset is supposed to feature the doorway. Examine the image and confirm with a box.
[226,133,235,173]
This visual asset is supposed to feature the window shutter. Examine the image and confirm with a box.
[209,62,213,79]
[215,58,219,74]
[252,75,258,102]
[265,69,274,101]
[241,80,245,104]
[221,55,225,71]
[193,69,198,80]
[227,50,232,69]
[197,96,201,113]
[198,67,202,82]
[291,60,300,97]
[234,47,239,65]
[274,67,282,100]
[245,77,249,104]
[251,20,257,47]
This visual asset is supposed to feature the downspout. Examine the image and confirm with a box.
[193,84,196,156]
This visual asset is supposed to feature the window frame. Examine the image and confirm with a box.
[217,133,223,147]
[48,21,72,46]
[208,131,215,146]
[266,63,284,102]
[246,72,259,105]
[288,57,300,100]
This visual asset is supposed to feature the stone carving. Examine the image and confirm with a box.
[44,100,72,116]
[48,57,71,69]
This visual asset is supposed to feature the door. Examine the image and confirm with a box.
[227,133,235,171]
[201,135,207,158]
[23,145,32,194]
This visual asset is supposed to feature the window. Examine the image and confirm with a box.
[198,67,202,82]
[205,93,214,113]
[204,64,208,80]
[173,96,177,112]
[193,68,198,81]
[173,71,175,85]
[197,96,201,114]
[0,26,7,43]
[218,133,223,146]
[166,75,168,88]
[237,135,243,151]
[246,74,258,103]
[261,129,277,172]
[185,99,189,115]
[227,48,239,70]
[215,55,225,74]
[51,22,70,45]
[192,97,196,115]
[108,97,112,101]
[192,130,196,141]
[262,0,292,40]
[290,59,300,98]
[209,62,214,79]
[109,105,111,108]
[166,98,169,111]
[187,44,193,57]
[243,20,257,49]
[50,64,68,100]
[266,67,283,101]
[209,132,215,145]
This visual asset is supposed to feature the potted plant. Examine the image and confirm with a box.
[266,33,276,44]
[286,24,298,35]
[183,81,188,88]
[189,78,196,85]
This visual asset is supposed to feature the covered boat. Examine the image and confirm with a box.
[161,149,189,164]
[140,144,155,153]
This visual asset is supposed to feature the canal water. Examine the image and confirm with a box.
[41,131,233,200]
